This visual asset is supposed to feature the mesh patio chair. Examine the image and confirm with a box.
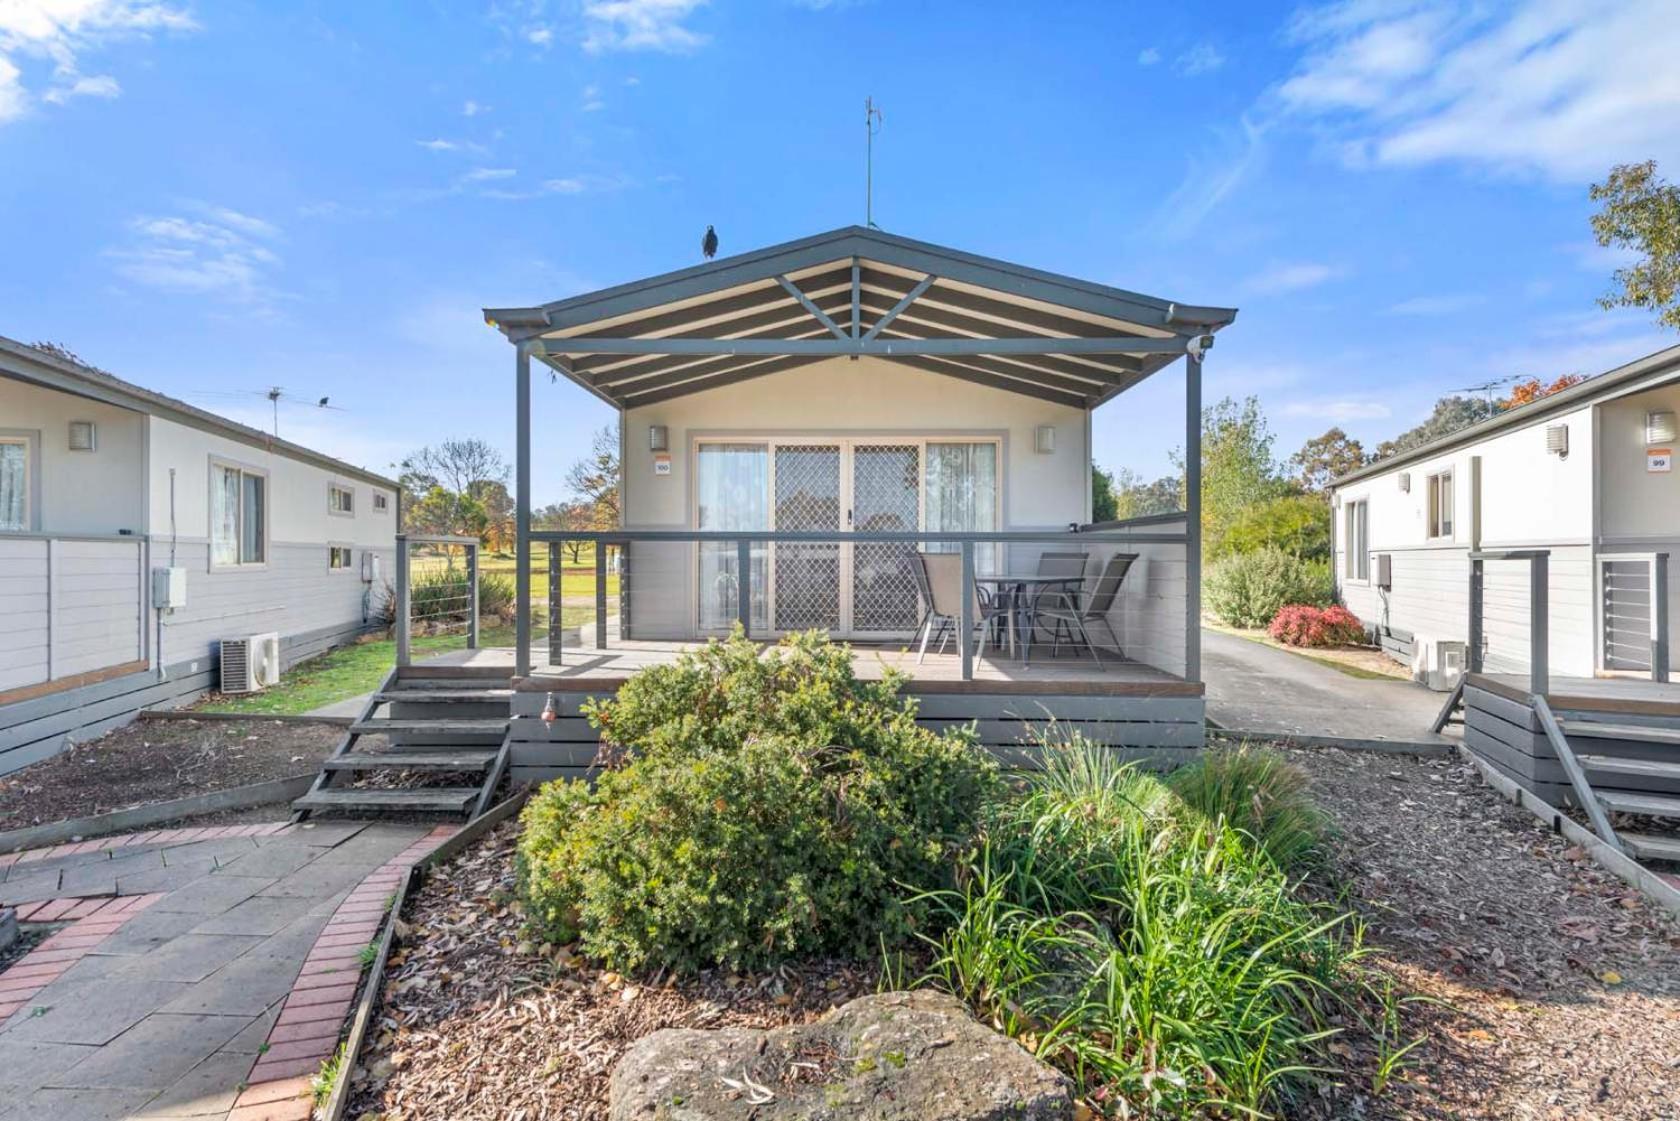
[1035,552,1137,670]
[1022,551,1088,645]
[914,551,1003,664]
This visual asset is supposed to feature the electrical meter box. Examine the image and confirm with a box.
[151,566,188,610]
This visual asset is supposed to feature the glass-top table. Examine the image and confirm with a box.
[973,573,1084,663]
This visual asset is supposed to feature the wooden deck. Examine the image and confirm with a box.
[1474,673,1680,718]
[413,641,1206,784]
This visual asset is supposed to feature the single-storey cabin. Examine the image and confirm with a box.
[453,226,1236,785]
[0,336,400,774]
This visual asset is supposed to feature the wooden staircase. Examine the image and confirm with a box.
[1539,702,1680,863]
[293,666,514,820]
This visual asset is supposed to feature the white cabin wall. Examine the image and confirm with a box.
[0,375,147,534]
[1334,404,1596,680]
[1597,382,1680,656]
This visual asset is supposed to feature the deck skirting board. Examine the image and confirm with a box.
[505,687,1205,785]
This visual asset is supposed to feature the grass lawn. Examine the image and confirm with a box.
[421,551,620,606]
[196,612,591,716]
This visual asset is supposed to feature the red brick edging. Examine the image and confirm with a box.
[228,825,456,1121]
[0,894,166,1024]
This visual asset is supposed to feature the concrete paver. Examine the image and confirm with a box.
[0,819,435,1120]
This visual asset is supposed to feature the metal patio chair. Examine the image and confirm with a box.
[914,552,1003,664]
[1034,552,1137,669]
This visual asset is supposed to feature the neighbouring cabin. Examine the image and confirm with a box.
[466,225,1233,776]
[0,336,400,774]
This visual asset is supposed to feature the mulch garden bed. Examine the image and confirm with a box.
[0,717,340,833]
[1283,742,1680,1121]
[348,744,1680,1121]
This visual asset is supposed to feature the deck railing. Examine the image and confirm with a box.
[1600,552,1670,682]
[522,519,1192,682]
[394,533,481,667]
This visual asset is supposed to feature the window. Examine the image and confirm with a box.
[329,545,354,570]
[211,462,266,566]
[329,483,355,516]
[1343,499,1368,581]
[372,492,389,513]
[1427,470,1454,539]
[0,437,29,531]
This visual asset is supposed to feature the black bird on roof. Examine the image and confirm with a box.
[701,225,718,260]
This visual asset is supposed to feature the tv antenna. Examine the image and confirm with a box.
[1450,376,1518,409]
[865,96,883,229]
[263,387,340,437]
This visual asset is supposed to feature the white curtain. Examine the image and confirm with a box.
[696,444,768,631]
[925,443,998,572]
[241,472,265,563]
[0,442,25,531]
[211,465,240,565]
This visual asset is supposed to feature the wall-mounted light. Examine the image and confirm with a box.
[1647,409,1677,445]
[649,424,669,452]
[1545,423,1569,459]
[1034,424,1056,454]
[1397,472,1410,493]
[68,420,96,451]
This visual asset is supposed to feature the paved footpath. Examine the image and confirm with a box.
[0,820,443,1121]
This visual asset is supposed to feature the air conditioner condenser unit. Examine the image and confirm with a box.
[220,632,281,693]
[1428,640,1467,692]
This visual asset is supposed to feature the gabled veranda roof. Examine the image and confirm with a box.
[484,226,1237,410]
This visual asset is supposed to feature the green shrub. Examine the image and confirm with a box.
[1221,493,1332,561]
[1205,545,1331,627]
[406,568,518,625]
[516,630,998,974]
[1167,746,1328,869]
[917,737,1365,1119]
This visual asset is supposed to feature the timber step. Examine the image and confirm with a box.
[323,750,498,771]
[1558,720,1680,746]
[1578,755,1680,781]
[349,719,508,735]
[292,787,481,813]
[1621,832,1680,863]
[1597,791,1680,819]
[374,690,514,703]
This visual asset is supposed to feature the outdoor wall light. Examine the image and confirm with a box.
[68,420,96,451]
[1647,409,1677,445]
[1035,424,1056,454]
[649,424,669,452]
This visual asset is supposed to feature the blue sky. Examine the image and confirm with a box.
[3,0,1678,502]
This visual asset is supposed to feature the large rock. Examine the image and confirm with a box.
[609,989,1072,1121]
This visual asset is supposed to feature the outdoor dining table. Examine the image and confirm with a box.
[973,572,1085,665]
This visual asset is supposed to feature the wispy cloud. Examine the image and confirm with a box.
[462,98,488,116]
[1137,46,1160,66]
[1386,292,1483,316]
[582,0,708,54]
[0,0,198,123]
[1278,0,1680,181]
[1242,260,1343,295]
[106,203,287,311]
[465,167,517,182]
[581,82,604,111]
[1282,398,1392,422]
[417,136,488,156]
[1175,42,1224,76]
[1154,114,1268,240]
[479,174,620,201]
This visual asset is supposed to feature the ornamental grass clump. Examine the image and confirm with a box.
[1167,745,1330,870]
[917,737,1364,1119]
[515,629,997,975]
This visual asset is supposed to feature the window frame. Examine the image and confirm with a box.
[328,543,355,572]
[328,482,356,518]
[0,432,37,534]
[372,492,389,513]
[208,457,269,570]
[1343,498,1369,583]
[1426,469,1454,540]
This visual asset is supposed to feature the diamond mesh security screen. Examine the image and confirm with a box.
[851,443,922,634]
[773,445,842,631]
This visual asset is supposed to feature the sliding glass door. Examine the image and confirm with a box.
[695,437,1000,639]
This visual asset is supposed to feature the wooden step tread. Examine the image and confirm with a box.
[1597,791,1680,819]
[292,787,480,812]
[1577,755,1680,781]
[350,719,508,735]
[323,751,497,771]
[1559,720,1680,746]
[1620,832,1680,862]
[375,690,513,703]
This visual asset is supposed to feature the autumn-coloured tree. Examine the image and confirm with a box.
[1503,374,1585,408]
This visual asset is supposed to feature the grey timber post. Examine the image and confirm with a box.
[595,543,608,649]
[1529,552,1549,698]
[515,342,532,678]
[960,539,975,681]
[1468,557,1484,674]
[737,538,752,636]
[395,534,410,668]
[1184,353,1202,683]
[467,539,480,650]
[548,544,561,666]
[1652,553,1670,683]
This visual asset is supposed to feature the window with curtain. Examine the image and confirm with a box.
[212,462,267,565]
[1343,499,1368,581]
[924,442,999,571]
[0,439,27,531]
[696,443,768,631]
